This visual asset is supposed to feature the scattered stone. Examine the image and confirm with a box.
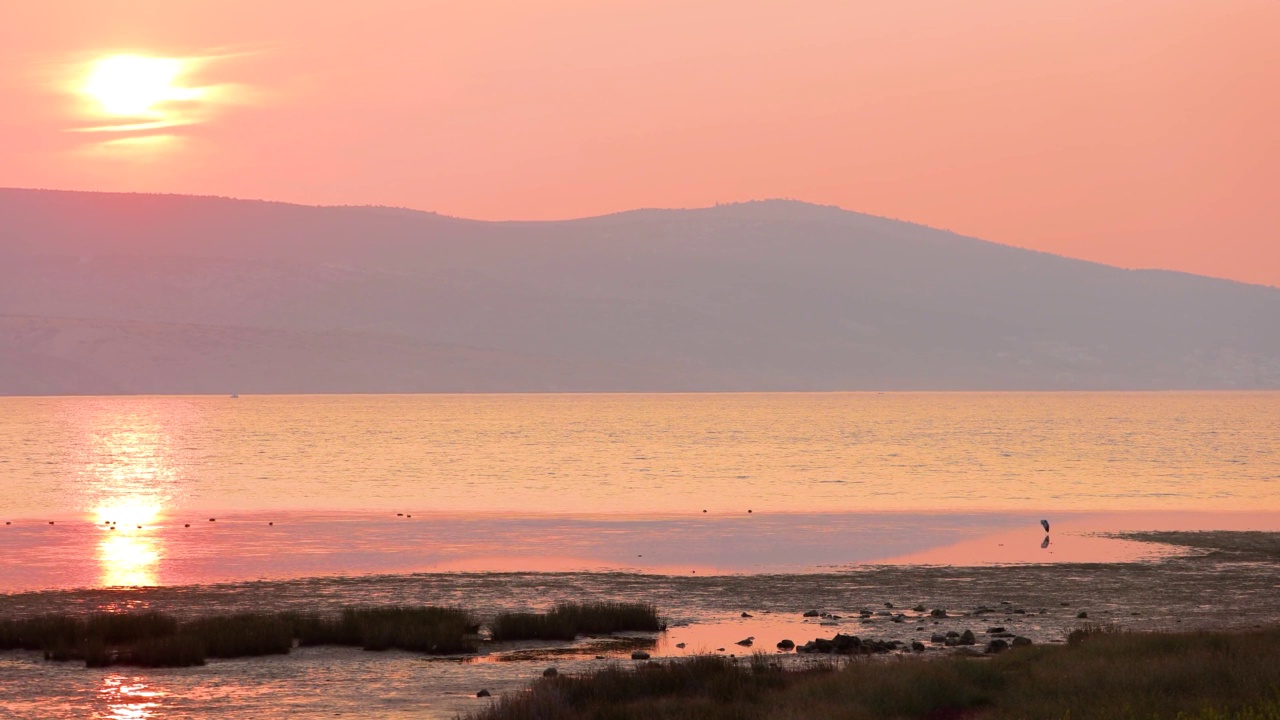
[1000,601,1011,606]
[631,651,651,660]
[1077,611,1088,619]
[543,667,558,677]
[884,602,894,608]
[891,615,905,623]
[930,608,948,618]
[930,633,947,643]
[716,647,725,652]
[912,604,927,613]
[777,639,795,650]
[803,610,820,617]
[1012,636,1033,647]
[476,690,491,698]
[859,610,873,618]
[1061,602,1071,607]
[741,612,753,618]
[985,639,1009,654]
[911,641,926,652]
[946,631,960,638]
[960,630,976,646]
[736,637,754,647]
[987,627,1006,634]
[675,643,686,649]
[1013,609,1026,615]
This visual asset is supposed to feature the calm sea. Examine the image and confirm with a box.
[0,392,1276,591]
[2,392,1279,719]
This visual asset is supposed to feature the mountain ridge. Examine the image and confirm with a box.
[1,188,1277,394]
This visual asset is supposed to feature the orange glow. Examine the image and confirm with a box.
[0,1,1276,285]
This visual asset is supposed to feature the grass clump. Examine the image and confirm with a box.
[0,605,478,668]
[490,602,660,642]
[297,607,477,654]
[466,627,1280,720]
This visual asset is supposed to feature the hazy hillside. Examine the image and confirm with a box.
[2,188,1278,393]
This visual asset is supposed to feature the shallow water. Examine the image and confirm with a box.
[2,392,1278,718]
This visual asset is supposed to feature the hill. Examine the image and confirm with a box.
[1,188,1277,393]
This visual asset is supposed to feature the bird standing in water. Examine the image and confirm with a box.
[1040,519,1050,533]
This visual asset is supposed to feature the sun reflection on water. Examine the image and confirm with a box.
[98,532,161,588]
[98,675,165,720]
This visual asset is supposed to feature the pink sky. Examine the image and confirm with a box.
[2,0,1277,286]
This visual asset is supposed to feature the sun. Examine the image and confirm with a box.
[82,54,200,117]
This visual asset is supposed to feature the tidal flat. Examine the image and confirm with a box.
[1,533,1278,718]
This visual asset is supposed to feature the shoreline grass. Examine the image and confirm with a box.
[490,602,662,642]
[0,606,478,668]
[466,626,1280,720]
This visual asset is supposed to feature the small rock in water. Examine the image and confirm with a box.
[675,643,686,649]
[884,602,894,608]
[777,639,795,650]
[987,627,1006,634]
[960,630,976,646]
[931,634,946,643]
[209,518,216,522]
[631,651,651,660]
[476,690,491,698]
[741,612,753,618]
[803,610,820,617]
[1012,636,1033,647]
[911,641,926,652]
[543,667,558,677]
[716,647,725,652]
[1077,611,1089,619]
[912,604,927,613]
[930,608,948,618]
[735,637,754,646]
[985,639,1010,654]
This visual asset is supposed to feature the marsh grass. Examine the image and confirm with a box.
[490,602,661,642]
[0,606,476,668]
[466,627,1280,720]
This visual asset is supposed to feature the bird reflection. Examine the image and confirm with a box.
[1041,535,1050,550]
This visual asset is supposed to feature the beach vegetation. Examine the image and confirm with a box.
[466,626,1280,720]
[489,602,661,642]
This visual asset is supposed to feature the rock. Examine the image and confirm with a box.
[1012,636,1033,647]
[960,630,976,646]
[631,651,651,660]
[716,647,725,652]
[987,627,1006,634]
[543,667,558,677]
[985,639,1009,654]
[777,639,795,650]
[912,604,927,612]
[930,608,948,618]
[945,631,960,638]
[944,636,960,647]
[891,615,905,623]
[1013,609,1026,615]
[832,634,862,654]
[1077,611,1088,619]
[859,610,873,618]
[875,611,891,617]
[476,690,491,698]
[803,610,820,617]
[930,633,947,643]
[741,612,753,618]
[595,655,605,659]
[736,637,754,646]
[884,602,894,608]
[912,641,926,652]
[675,643,686,649]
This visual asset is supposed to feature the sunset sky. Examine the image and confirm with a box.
[1,0,1276,286]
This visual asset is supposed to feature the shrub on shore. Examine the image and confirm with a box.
[465,627,1280,720]
[490,602,661,642]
